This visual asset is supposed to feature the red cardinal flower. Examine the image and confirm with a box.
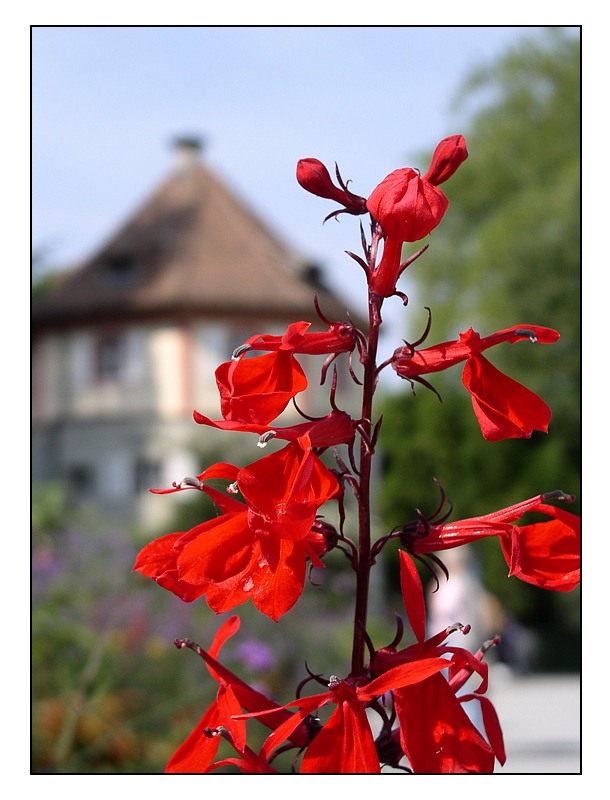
[393,324,559,441]
[241,319,359,357]
[240,658,450,774]
[193,408,356,449]
[366,135,467,297]
[215,350,307,426]
[402,491,580,592]
[367,168,449,242]
[216,320,359,425]
[134,437,339,620]
[166,616,311,773]
[370,551,506,773]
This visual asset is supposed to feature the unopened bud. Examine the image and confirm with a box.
[296,158,367,214]
[297,158,342,200]
[423,134,468,186]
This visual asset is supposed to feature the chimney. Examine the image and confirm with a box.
[172,135,204,171]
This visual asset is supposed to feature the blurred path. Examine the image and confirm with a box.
[488,664,581,774]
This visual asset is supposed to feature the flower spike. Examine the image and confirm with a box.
[133,137,579,775]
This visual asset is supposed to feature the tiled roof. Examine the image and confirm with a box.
[33,147,358,329]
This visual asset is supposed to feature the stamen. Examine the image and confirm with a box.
[478,634,502,657]
[328,675,341,689]
[514,328,537,342]
[204,725,234,745]
[439,622,471,641]
[232,343,251,359]
[172,476,203,490]
[542,489,576,503]
[227,481,239,494]
[204,726,226,738]
[257,431,277,448]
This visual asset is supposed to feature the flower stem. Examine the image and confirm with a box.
[351,289,383,676]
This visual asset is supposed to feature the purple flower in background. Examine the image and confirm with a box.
[236,638,277,672]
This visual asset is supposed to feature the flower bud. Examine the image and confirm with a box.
[297,158,343,200]
[423,134,468,186]
[296,158,367,215]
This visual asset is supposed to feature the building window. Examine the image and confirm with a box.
[67,464,95,500]
[103,253,137,287]
[135,459,161,493]
[96,333,124,382]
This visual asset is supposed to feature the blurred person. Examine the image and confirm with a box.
[425,546,498,730]
[426,546,496,647]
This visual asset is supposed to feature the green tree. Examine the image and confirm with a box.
[378,27,580,671]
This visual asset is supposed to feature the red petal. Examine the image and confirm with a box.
[238,440,338,540]
[260,697,327,761]
[499,507,580,591]
[177,514,252,585]
[166,701,223,773]
[217,682,247,753]
[399,550,427,643]
[133,532,205,602]
[370,236,404,298]
[207,615,241,664]
[395,673,496,773]
[216,350,308,425]
[463,354,552,441]
[300,700,380,774]
[359,656,450,699]
[367,168,449,242]
[472,694,506,765]
[252,538,306,621]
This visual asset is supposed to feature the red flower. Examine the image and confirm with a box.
[134,437,339,620]
[216,320,359,425]
[371,551,506,773]
[166,616,309,773]
[393,325,560,441]
[366,135,467,297]
[402,491,580,592]
[240,658,450,773]
[215,351,307,426]
[367,168,449,242]
[193,407,356,449]
[241,319,359,357]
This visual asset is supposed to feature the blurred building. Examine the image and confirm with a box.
[32,137,361,530]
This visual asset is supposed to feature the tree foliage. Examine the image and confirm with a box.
[378,28,580,670]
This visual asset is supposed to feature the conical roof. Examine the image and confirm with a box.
[33,141,354,329]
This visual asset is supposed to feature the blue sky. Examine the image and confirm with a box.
[32,25,547,322]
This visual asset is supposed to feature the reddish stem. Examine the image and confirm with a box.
[350,229,384,676]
